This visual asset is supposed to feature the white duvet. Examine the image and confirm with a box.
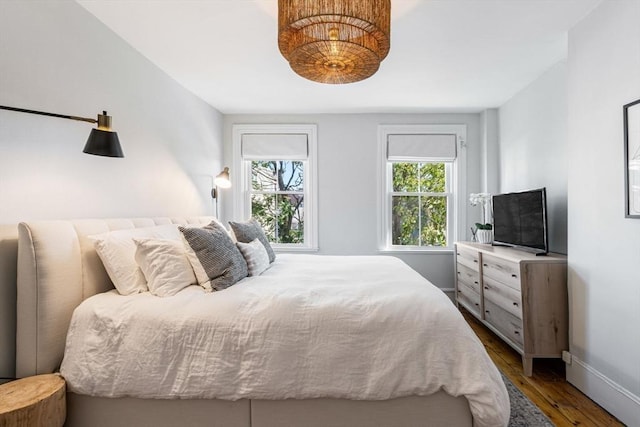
[60,254,509,426]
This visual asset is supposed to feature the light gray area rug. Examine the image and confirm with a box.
[504,374,554,426]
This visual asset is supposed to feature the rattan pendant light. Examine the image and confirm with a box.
[278,0,391,84]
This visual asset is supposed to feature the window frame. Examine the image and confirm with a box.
[233,124,318,251]
[378,124,467,252]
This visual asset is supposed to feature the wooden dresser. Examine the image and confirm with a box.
[454,242,568,376]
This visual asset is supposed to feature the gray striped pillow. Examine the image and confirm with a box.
[236,238,270,276]
[179,221,247,291]
[229,219,276,263]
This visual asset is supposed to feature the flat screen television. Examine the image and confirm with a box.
[492,188,548,254]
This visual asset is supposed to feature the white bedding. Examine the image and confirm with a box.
[60,254,509,427]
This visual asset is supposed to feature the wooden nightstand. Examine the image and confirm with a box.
[0,374,65,427]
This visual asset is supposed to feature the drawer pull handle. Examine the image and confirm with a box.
[456,252,460,256]
[511,274,517,278]
[474,281,479,284]
[473,260,478,263]
[483,263,488,267]
[485,310,490,314]
[513,302,518,306]
[474,303,479,306]
[514,331,520,335]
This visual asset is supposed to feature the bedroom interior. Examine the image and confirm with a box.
[0,0,638,426]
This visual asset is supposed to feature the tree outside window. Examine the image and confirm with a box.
[251,160,304,244]
[391,162,449,247]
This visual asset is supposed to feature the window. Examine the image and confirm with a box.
[379,125,466,251]
[233,124,318,250]
[251,160,304,243]
[391,161,452,246]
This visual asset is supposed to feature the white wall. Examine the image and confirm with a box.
[0,1,224,380]
[498,61,568,254]
[223,113,482,291]
[566,1,640,425]
[480,108,500,195]
[0,1,224,223]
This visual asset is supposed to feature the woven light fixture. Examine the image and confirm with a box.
[278,0,391,84]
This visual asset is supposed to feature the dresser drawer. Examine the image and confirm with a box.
[455,246,480,272]
[483,275,522,320]
[456,263,481,293]
[482,253,521,290]
[484,299,524,348]
[457,284,482,318]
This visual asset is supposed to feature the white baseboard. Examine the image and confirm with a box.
[566,354,640,426]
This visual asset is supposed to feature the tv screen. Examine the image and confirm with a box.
[492,188,548,254]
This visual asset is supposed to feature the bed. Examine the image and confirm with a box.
[16,217,509,427]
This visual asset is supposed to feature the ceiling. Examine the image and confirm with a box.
[77,0,601,114]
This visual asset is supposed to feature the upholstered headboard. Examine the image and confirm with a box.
[16,217,214,378]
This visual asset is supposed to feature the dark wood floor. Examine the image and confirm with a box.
[462,309,624,427]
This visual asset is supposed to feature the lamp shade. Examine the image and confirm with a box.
[83,129,124,158]
[83,110,124,157]
[215,167,231,188]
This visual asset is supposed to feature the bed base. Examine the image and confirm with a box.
[67,391,472,427]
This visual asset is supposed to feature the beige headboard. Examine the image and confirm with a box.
[16,216,214,378]
[0,225,18,382]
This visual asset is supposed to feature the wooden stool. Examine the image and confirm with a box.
[0,374,66,427]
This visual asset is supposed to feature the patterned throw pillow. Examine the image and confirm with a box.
[236,238,270,276]
[228,219,276,263]
[179,221,248,291]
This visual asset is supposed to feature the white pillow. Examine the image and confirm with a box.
[91,224,182,295]
[236,238,270,276]
[134,238,196,297]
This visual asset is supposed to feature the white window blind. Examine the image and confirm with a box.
[241,134,308,160]
[387,134,457,161]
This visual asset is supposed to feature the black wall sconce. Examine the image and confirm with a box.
[0,105,124,158]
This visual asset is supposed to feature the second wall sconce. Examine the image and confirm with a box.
[212,167,231,199]
[212,167,231,219]
[0,105,124,158]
